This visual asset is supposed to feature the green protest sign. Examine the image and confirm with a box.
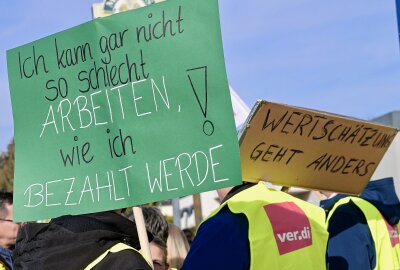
[7,0,241,222]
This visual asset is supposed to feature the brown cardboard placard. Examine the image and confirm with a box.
[239,100,398,194]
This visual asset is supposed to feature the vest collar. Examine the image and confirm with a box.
[221,182,256,204]
[320,194,348,211]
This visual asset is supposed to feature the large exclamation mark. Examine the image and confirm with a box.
[186,65,214,136]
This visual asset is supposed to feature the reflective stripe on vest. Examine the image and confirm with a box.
[202,182,328,270]
[327,197,400,270]
[84,242,151,270]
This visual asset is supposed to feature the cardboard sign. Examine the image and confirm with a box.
[239,100,397,194]
[371,133,400,197]
[7,0,241,222]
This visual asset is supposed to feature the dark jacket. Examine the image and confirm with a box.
[13,211,153,270]
[182,183,254,270]
[0,247,13,270]
[321,177,400,270]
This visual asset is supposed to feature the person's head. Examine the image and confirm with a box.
[319,191,337,200]
[217,186,233,201]
[0,191,20,249]
[167,223,189,269]
[150,237,169,270]
[182,228,194,246]
[142,206,169,243]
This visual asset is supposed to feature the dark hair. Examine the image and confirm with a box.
[0,191,13,218]
[151,237,168,265]
[152,236,167,251]
[182,228,194,246]
[141,206,169,243]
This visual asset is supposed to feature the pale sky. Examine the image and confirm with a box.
[1,0,399,152]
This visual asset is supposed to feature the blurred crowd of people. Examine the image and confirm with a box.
[0,176,398,270]
[0,195,195,270]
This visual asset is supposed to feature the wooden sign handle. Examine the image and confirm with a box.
[133,206,154,269]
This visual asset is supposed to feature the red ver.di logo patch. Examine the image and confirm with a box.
[385,219,399,247]
[264,202,312,255]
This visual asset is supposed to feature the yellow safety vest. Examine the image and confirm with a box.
[0,262,9,270]
[0,257,10,270]
[203,182,328,270]
[84,242,152,270]
[327,197,400,270]
[394,223,400,270]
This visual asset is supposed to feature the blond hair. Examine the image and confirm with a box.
[167,223,190,269]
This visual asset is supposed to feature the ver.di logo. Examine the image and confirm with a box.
[264,202,312,255]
